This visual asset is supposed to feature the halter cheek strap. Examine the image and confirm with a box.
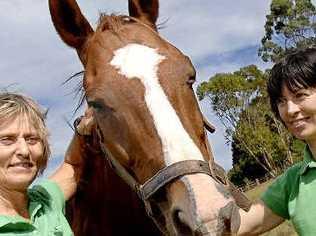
[98,142,213,200]
[139,160,212,200]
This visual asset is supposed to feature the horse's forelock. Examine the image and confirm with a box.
[96,14,161,37]
[96,14,134,35]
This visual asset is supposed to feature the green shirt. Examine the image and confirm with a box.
[0,179,73,235]
[261,145,316,236]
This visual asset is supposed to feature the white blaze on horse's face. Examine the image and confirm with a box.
[110,43,204,166]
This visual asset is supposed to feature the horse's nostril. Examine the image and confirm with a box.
[193,230,204,236]
[172,209,194,235]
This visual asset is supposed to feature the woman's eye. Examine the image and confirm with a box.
[277,97,286,106]
[0,137,16,146]
[25,136,40,145]
[296,92,308,98]
[294,89,311,99]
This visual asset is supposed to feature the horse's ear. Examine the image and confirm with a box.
[128,0,159,30]
[49,0,93,51]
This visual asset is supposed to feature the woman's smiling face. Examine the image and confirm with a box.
[278,85,316,144]
[0,115,43,191]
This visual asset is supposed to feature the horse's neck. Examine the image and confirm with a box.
[67,152,160,236]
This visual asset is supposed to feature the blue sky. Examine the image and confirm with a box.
[0,0,274,174]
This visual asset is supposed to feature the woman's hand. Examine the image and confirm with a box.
[50,108,95,201]
[75,108,95,136]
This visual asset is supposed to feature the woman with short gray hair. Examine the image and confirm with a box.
[0,92,88,235]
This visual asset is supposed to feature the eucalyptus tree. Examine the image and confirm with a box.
[259,0,316,62]
[198,66,295,177]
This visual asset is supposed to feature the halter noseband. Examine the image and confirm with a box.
[73,116,226,219]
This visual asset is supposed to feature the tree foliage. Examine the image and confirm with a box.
[197,65,302,181]
[228,139,267,186]
[259,0,316,62]
[197,65,265,141]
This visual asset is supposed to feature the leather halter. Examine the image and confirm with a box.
[98,143,217,224]
[74,117,216,215]
[100,142,213,201]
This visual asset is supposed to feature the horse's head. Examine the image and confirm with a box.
[49,0,241,235]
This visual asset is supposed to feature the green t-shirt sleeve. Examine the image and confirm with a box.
[30,179,65,213]
[261,172,291,219]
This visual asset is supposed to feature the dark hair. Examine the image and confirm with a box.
[267,48,316,119]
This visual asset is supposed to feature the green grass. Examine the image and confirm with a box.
[244,180,297,236]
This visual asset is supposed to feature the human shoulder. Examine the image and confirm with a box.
[269,161,303,195]
[281,161,303,180]
[28,178,65,211]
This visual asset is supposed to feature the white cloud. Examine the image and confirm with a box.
[0,0,272,173]
[158,1,271,59]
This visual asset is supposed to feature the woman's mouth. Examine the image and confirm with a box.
[8,162,34,169]
[291,117,309,125]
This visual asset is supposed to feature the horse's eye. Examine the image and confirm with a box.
[186,76,196,87]
[88,100,103,110]
[87,100,110,114]
[88,100,114,114]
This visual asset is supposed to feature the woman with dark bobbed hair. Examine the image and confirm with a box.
[235,48,316,235]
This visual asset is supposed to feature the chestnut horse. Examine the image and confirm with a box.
[49,0,250,235]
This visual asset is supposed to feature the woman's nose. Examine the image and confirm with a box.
[286,100,300,116]
[16,138,30,158]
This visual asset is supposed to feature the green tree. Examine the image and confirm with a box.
[228,138,266,186]
[198,65,296,178]
[259,0,316,62]
[198,65,264,141]
[234,97,292,177]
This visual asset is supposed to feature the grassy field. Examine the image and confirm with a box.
[245,180,297,236]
